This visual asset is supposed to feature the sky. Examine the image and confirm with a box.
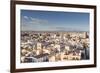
[21,10,89,31]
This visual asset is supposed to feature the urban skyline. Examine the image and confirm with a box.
[21,31,89,63]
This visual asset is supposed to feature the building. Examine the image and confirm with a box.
[54,44,60,52]
[37,42,42,50]
[65,45,70,51]
[49,55,56,62]
[24,53,49,62]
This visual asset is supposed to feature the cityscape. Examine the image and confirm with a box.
[21,31,89,63]
[20,10,90,63]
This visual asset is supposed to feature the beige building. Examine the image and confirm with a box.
[49,55,56,62]
[65,45,70,51]
[60,52,81,60]
[37,43,42,50]
[54,44,60,52]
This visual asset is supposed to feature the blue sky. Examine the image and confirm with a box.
[21,10,89,31]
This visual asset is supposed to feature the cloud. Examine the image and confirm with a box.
[23,16,48,25]
[29,17,48,25]
[23,16,28,19]
[21,16,49,31]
